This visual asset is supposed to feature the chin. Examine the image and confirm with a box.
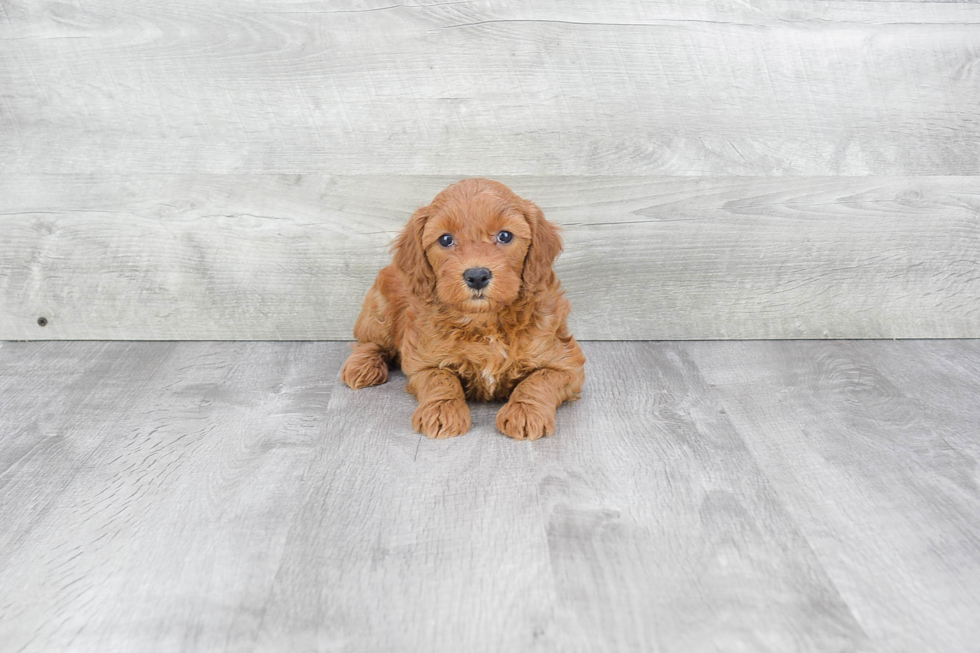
[460,297,496,313]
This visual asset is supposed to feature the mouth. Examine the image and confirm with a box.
[461,293,493,311]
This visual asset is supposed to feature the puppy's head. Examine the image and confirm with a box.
[393,178,562,312]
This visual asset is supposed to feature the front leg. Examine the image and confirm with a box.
[497,368,580,441]
[342,280,395,390]
[407,368,472,439]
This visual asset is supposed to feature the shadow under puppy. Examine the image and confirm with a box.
[341,178,585,440]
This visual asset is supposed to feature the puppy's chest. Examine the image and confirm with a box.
[443,335,528,400]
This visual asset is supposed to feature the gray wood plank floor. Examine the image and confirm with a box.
[1,340,978,653]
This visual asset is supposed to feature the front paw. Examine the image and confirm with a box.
[341,350,388,390]
[496,400,555,441]
[412,399,471,439]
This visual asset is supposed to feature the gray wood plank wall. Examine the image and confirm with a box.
[2,1,978,340]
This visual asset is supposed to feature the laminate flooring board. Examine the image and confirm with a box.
[1,341,979,652]
[683,340,980,653]
[531,343,869,653]
[0,341,345,652]
[0,342,176,557]
[841,340,980,500]
[253,342,868,652]
[250,372,558,652]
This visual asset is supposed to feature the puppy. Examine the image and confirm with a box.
[341,178,585,440]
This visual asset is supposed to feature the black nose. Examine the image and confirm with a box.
[463,267,492,290]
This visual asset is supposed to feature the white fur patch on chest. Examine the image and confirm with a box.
[481,367,496,390]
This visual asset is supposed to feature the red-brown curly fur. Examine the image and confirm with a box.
[341,178,585,440]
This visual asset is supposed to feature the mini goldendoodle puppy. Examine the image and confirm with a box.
[341,178,585,440]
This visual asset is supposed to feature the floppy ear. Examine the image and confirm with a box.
[392,206,436,299]
[521,199,563,289]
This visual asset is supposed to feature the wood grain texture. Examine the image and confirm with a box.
[0,341,344,652]
[685,340,980,653]
[4,0,980,340]
[0,340,907,652]
[2,174,978,340]
[529,342,870,653]
[252,342,872,652]
[2,0,980,176]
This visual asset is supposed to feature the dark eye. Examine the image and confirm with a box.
[496,231,513,244]
[438,233,454,248]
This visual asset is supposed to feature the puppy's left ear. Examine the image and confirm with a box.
[521,199,563,289]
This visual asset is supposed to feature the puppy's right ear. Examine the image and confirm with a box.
[392,206,436,299]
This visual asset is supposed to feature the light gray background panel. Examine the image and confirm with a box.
[2,0,979,176]
[2,175,977,340]
[2,0,980,339]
